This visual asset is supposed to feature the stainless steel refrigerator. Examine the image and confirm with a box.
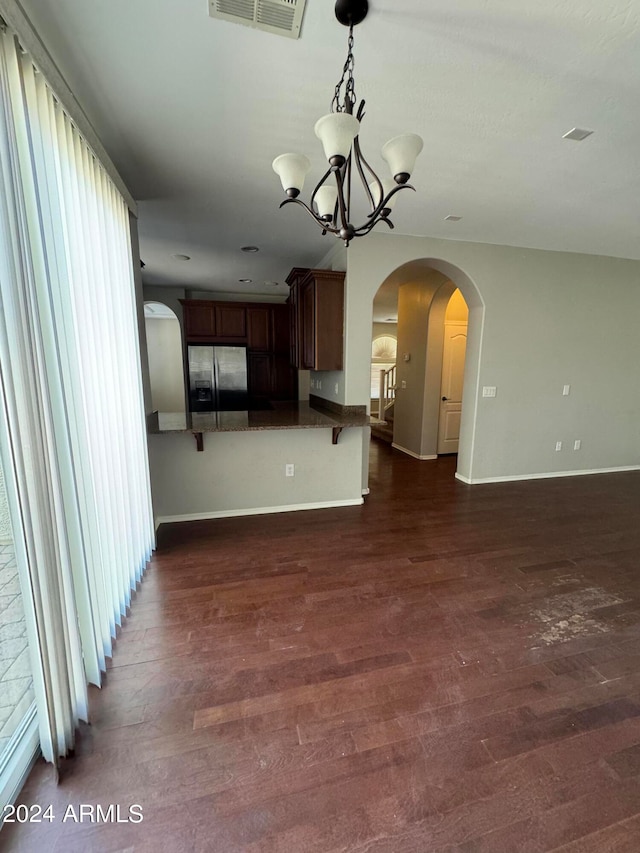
[187,345,248,412]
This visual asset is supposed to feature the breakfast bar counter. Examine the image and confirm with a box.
[148,400,378,449]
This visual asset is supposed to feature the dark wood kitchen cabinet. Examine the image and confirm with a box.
[248,352,297,403]
[286,268,305,368]
[180,297,296,402]
[215,304,246,340]
[181,301,246,341]
[287,268,344,371]
[247,307,271,351]
[183,300,216,340]
[271,354,297,400]
[247,352,272,400]
[271,304,290,355]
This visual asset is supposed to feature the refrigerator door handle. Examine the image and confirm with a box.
[213,348,219,411]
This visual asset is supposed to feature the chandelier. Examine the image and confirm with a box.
[272,0,423,246]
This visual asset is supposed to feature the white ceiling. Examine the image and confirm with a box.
[18,0,640,297]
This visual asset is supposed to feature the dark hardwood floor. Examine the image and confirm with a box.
[5,439,640,851]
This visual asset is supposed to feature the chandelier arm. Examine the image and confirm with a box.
[353,215,395,237]
[366,183,415,220]
[334,167,350,231]
[346,153,353,224]
[279,198,340,234]
[352,135,379,212]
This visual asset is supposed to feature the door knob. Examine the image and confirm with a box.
[442,396,449,401]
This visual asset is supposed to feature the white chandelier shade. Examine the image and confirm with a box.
[369,178,399,211]
[272,153,311,196]
[314,185,339,219]
[314,112,361,163]
[381,133,424,181]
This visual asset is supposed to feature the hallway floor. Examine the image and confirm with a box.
[4,443,640,851]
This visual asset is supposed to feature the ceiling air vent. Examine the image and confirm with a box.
[209,0,307,39]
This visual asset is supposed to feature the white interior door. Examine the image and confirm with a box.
[437,322,467,454]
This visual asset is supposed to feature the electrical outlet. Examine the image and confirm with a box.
[574,439,581,450]
[285,464,295,477]
[401,380,407,389]
[563,384,571,396]
[334,383,339,394]
[555,441,562,452]
[317,380,322,390]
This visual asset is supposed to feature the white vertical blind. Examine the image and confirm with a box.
[0,27,154,761]
[0,31,89,764]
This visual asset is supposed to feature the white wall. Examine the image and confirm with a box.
[141,286,186,414]
[346,234,640,484]
[142,285,185,320]
[145,316,186,413]
[148,427,364,524]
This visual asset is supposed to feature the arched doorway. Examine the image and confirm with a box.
[144,302,186,413]
[368,258,483,480]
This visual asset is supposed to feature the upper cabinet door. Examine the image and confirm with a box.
[247,307,271,351]
[271,304,290,356]
[300,280,316,370]
[184,302,216,339]
[288,269,344,371]
[215,305,246,339]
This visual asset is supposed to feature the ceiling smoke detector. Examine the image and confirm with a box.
[208,0,307,39]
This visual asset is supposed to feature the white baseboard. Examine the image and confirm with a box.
[391,443,437,461]
[361,488,370,496]
[456,464,640,485]
[156,497,364,528]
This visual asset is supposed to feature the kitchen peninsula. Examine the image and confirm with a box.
[147,401,371,527]
[145,268,372,528]
[148,399,373,450]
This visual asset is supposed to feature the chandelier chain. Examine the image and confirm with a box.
[331,25,356,113]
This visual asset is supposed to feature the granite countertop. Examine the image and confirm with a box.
[148,401,379,436]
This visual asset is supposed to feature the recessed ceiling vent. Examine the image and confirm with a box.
[209,0,307,39]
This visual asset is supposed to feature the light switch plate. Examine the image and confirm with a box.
[482,386,497,398]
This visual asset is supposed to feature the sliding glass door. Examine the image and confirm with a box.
[0,460,39,814]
